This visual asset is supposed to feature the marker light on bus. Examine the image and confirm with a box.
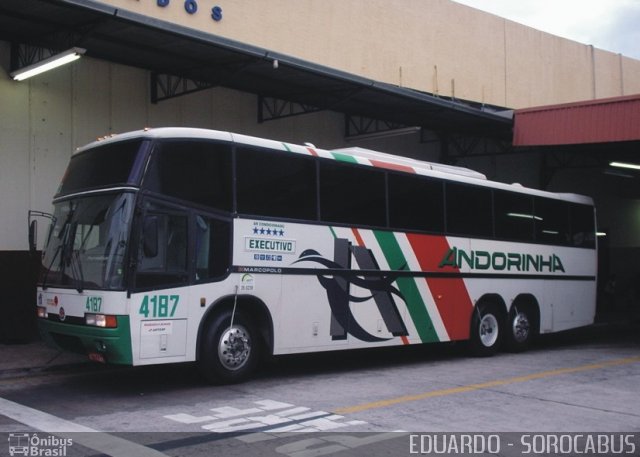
[37,306,48,319]
[85,313,118,328]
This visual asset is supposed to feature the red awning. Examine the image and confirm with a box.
[513,94,640,147]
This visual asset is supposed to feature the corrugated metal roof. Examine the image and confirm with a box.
[513,94,640,146]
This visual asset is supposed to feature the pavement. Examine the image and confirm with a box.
[0,339,88,380]
[0,309,637,380]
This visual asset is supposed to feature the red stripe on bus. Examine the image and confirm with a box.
[406,234,473,340]
[306,147,319,157]
[370,160,416,173]
[401,335,410,345]
[351,228,366,247]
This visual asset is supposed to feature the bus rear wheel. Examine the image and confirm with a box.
[199,310,260,384]
[504,306,534,352]
[469,304,503,357]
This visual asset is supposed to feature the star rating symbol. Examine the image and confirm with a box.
[251,226,286,236]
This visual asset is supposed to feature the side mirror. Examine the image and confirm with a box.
[28,210,55,255]
[29,220,38,253]
[143,216,159,258]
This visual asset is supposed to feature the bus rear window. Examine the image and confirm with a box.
[58,140,144,195]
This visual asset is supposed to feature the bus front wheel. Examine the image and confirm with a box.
[469,304,503,357]
[199,310,260,384]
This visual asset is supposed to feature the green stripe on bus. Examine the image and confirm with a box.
[331,152,359,163]
[373,231,439,343]
[38,315,133,365]
[282,143,292,152]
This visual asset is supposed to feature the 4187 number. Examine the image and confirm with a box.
[139,295,179,318]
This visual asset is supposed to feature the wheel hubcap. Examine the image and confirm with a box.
[218,325,251,371]
[479,314,499,347]
[512,312,530,343]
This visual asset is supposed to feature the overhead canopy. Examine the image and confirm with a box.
[0,0,512,139]
[514,94,640,147]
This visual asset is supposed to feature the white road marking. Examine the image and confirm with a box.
[0,396,169,457]
[165,399,370,433]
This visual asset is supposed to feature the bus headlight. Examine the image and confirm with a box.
[85,313,118,328]
[37,306,48,319]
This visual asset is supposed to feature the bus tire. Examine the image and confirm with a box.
[199,310,260,384]
[504,305,534,353]
[469,303,502,357]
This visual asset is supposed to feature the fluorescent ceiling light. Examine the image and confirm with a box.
[10,47,86,81]
[597,232,607,237]
[610,161,640,171]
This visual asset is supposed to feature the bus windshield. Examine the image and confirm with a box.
[39,193,134,291]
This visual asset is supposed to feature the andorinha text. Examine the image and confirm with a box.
[439,247,565,273]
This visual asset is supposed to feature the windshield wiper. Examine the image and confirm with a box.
[71,206,110,293]
[41,244,62,291]
[71,252,84,293]
[62,220,87,294]
[69,249,85,293]
[69,221,98,294]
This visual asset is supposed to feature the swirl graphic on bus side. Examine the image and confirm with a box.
[294,238,408,342]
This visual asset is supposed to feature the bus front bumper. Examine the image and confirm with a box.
[37,316,133,365]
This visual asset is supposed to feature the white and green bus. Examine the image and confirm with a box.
[34,128,597,383]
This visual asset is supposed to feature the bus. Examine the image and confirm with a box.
[8,433,30,456]
[32,127,597,383]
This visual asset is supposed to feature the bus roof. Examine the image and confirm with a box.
[80,127,593,205]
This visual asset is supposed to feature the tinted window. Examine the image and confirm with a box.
[389,173,444,232]
[195,214,231,281]
[320,160,386,226]
[145,140,232,211]
[59,140,143,194]
[236,148,317,220]
[570,203,596,248]
[534,198,570,245]
[494,191,534,242]
[136,202,188,289]
[445,182,493,237]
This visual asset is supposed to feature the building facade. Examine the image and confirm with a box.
[1,0,639,339]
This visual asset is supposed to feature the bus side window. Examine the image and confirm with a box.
[319,160,386,227]
[137,212,189,289]
[139,214,164,271]
[570,203,596,248]
[534,198,570,245]
[445,182,493,238]
[195,215,230,282]
[494,190,534,242]
[389,173,444,233]
[166,216,188,271]
[144,140,233,211]
[236,147,317,221]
